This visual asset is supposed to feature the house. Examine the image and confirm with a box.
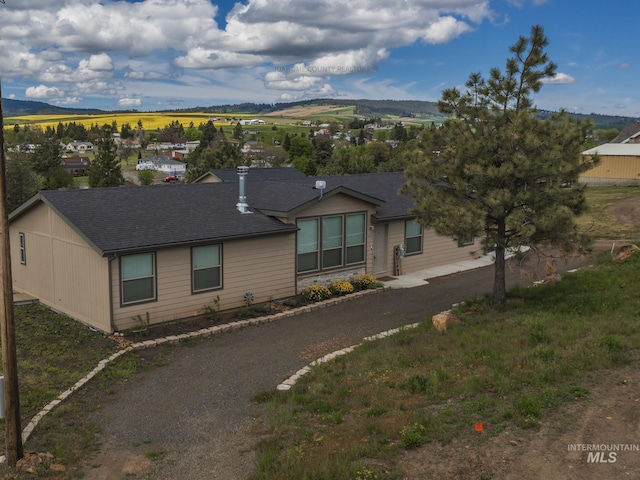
[611,123,640,144]
[65,141,94,153]
[135,155,186,176]
[186,141,200,152]
[60,156,91,176]
[581,143,640,185]
[9,170,479,333]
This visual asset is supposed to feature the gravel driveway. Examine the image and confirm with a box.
[81,253,596,479]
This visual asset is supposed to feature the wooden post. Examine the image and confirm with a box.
[0,84,24,465]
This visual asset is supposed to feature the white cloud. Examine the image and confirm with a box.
[50,97,83,106]
[0,0,496,107]
[174,48,264,69]
[25,84,65,99]
[117,97,142,107]
[541,73,577,85]
[421,16,474,44]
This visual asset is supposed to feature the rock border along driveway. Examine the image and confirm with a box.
[1,288,383,464]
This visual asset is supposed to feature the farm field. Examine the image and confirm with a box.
[3,112,275,131]
[4,112,312,130]
[4,104,441,132]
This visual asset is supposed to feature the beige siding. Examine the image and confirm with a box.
[295,193,375,218]
[581,155,640,180]
[112,233,296,331]
[10,203,111,331]
[387,220,481,274]
[198,174,221,183]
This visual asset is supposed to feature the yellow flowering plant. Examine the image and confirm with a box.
[330,280,355,296]
[301,285,332,302]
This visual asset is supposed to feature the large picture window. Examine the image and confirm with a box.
[297,212,366,273]
[121,252,156,305]
[192,245,222,293]
[405,219,423,255]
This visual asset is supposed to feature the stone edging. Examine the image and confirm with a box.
[276,322,421,391]
[1,287,384,463]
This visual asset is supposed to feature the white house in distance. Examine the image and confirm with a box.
[135,155,186,176]
[239,119,265,126]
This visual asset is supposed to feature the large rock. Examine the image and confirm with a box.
[432,311,462,333]
[613,244,640,263]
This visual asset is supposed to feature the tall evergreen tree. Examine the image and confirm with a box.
[5,154,40,212]
[89,127,125,188]
[402,25,599,306]
[31,136,62,177]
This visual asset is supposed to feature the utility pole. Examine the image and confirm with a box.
[0,74,24,465]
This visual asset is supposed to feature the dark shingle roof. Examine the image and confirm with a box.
[611,123,640,143]
[24,184,298,256]
[11,172,415,256]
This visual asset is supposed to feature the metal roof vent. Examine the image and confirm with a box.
[314,180,326,199]
[236,166,252,214]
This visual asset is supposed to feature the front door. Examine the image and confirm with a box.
[373,223,388,275]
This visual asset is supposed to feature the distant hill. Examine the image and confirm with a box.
[537,110,639,130]
[3,97,638,129]
[1,98,106,116]
[173,98,442,118]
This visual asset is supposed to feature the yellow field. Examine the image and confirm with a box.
[3,112,261,130]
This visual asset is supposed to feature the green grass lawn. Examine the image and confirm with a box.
[249,251,640,479]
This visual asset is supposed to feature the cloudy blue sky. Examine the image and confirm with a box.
[0,0,636,116]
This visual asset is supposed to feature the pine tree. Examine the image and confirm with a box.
[89,127,125,188]
[402,25,599,305]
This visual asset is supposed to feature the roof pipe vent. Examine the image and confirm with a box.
[236,166,252,214]
[314,180,326,199]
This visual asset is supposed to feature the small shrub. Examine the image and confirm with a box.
[400,423,426,449]
[352,273,377,290]
[253,304,269,314]
[283,298,298,307]
[236,308,252,318]
[355,467,380,480]
[330,280,354,296]
[301,285,331,302]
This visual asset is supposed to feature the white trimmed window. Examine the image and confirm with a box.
[192,245,222,293]
[18,233,26,265]
[297,218,319,273]
[120,252,156,305]
[297,212,367,273]
[345,213,366,264]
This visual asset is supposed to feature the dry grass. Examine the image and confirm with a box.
[577,186,640,240]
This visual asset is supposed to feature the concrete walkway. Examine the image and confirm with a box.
[381,253,496,288]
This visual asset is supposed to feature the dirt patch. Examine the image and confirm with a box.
[81,439,154,480]
[607,194,640,227]
[400,366,640,479]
